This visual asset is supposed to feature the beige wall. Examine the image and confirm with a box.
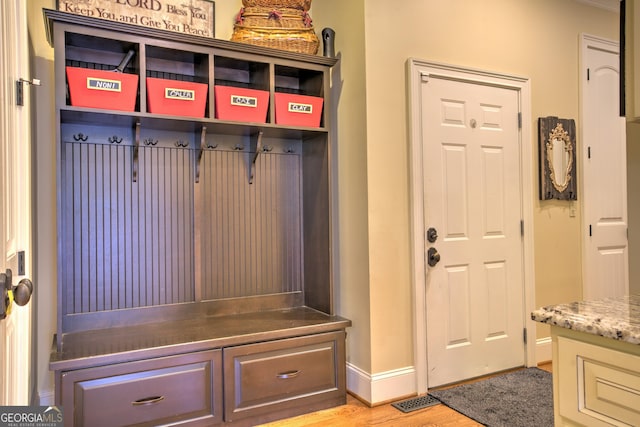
[29,0,624,402]
[310,0,619,375]
[310,1,373,374]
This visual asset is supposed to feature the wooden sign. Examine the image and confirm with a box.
[57,0,215,38]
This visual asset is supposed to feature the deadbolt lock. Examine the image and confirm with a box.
[426,227,438,243]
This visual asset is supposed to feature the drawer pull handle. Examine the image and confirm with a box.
[132,395,165,406]
[276,370,300,379]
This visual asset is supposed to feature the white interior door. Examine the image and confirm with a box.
[581,35,628,300]
[1,0,34,406]
[422,76,525,387]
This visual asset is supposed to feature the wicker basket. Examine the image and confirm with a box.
[242,0,311,11]
[231,25,319,54]
[240,7,310,29]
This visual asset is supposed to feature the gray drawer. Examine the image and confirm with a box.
[60,350,222,427]
[223,331,346,422]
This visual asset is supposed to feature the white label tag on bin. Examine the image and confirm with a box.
[165,88,195,101]
[87,77,121,92]
[288,102,313,114]
[231,95,258,107]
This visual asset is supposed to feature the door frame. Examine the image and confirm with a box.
[406,59,536,393]
[1,0,33,405]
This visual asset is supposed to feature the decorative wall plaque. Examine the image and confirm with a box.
[57,0,215,38]
[538,116,577,200]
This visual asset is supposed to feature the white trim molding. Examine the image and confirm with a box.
[346,363,416,406]
[574,0,620,13]
[536,337,553,364]
[406,59,536,394]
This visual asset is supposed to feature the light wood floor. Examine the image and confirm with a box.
[261,363,553,427]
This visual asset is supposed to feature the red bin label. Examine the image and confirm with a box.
[87,77,122,92]
[231,95,258,107]
[288,102,313,114]
[165,88,195,101]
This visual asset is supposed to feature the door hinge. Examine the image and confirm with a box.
[588,146,591,159]
[587,68,590,81]
[589,225,592,237]
[420,72,429,83]
[520,220,524,236]
[517,112,522,129]
[523,328,527,344]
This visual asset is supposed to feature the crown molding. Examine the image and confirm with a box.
[574,0,621,13]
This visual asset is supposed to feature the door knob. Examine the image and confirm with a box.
[427,247,441,267]
[0,269,33,320]
[13,278,33,306]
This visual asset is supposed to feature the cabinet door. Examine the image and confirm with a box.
[223,331,346,423]
[557,336,640,426]
[60,350,222,427]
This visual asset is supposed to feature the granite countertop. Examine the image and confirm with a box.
[531,294,640,345]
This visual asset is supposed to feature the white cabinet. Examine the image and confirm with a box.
[552,326,640,426]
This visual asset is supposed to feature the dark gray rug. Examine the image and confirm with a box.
[428,368,553,427]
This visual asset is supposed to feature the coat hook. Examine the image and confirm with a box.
[73,133,88,142]
[144,138,158,146]
[234,144,244,151]
[16,78,41,106]
[284,146,296,153]
[263,145,272,152]
[206,143,218,149]
[109,135,123,144]
[175,140,189,148]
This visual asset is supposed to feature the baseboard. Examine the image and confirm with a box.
[38,389,55,406]
[347,338,552,406]
[536,336,552,364]
[346,363,416,406]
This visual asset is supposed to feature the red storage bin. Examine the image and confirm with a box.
[66,67,138,111]
[214,86,269,123]
[274,93,323,127]
[146,77,208,118]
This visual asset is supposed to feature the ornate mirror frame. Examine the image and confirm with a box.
[538,116,577,200]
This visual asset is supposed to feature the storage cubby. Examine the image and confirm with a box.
[64,32,139,75]
[274,65,325,128]
[64,32,140,112]
[46,9,349,427]
[274,64,324,96]
[145,45,210,117]
[146,45,210,83]
[213,55,270,90]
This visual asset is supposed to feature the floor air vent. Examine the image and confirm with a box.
[391,394,441,413]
